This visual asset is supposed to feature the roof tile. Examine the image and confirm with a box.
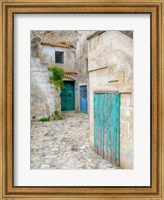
[40,41,74,49]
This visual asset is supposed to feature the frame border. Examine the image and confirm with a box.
[0,0,163,199]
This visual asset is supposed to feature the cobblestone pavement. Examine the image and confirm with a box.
[31,112,116,169]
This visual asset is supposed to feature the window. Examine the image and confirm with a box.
[55,51,64,64]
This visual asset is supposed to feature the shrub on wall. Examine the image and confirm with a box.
[48,66,64,88]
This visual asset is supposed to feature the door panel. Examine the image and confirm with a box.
[80,85,88,113]
[61,81,75,111]
[94,92,120,167]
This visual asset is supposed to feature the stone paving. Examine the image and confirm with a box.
[31,112,116,169]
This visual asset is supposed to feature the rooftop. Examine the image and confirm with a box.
[40,41,74,49]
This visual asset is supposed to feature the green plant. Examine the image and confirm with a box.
[48,66,64,88]
[39,117,49,122]
[54,110,59,116]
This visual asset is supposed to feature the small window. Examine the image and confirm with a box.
[55,51,64,64]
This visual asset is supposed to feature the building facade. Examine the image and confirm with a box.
[88,31,133,169]
[31,31,89,120]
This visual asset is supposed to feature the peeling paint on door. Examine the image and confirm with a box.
[94,92,120,167]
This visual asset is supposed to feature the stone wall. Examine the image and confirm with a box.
[31,57,60,120]
[31,31,77,49]
[88,31,133,169]
[37,45,76,69]
[31,31,78,119]
[75,31,96,110]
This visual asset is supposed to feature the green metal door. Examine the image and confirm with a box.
[61,81,75,111]
[94,92,120,167]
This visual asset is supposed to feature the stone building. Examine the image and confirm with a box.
[88,31,133,169]
[31,41,77,119]
[31,31,89,120]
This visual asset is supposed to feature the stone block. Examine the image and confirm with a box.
[118,71,125,91]
[120,147,133,169]
[121,108,133,122]
[120,122,129,138]
[121,94,132,107]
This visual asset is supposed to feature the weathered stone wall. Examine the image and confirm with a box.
[76,31,96,81]
[31,31,77,119]
[31,31,77,49]
[88,31,133,169]
[37,45,76,69]
[31,57,61,120]
[75,31,96,110]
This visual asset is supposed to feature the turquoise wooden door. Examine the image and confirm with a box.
[94,92,120,167]
[61,81,75,111]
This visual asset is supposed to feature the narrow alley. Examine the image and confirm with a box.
[31,112,116,169]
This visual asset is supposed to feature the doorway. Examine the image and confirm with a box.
[94,92,120,167]
[61,81,75,111]
[79,84,88,113]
